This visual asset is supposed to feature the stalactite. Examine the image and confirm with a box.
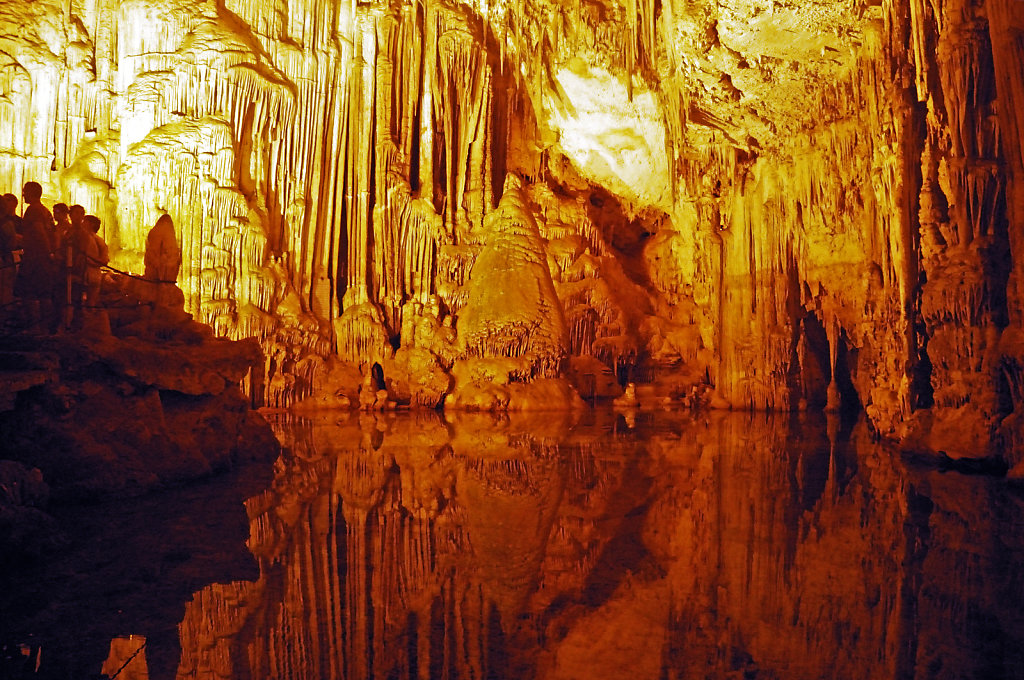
[344,13,378,307]
[432,7,488,236]
[401,196,443,303]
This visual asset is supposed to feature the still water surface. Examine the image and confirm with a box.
[4,409,1024,679]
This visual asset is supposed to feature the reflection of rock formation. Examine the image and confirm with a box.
[649,414,909,679]
[175,411,1024,679]
[0,457,265,680]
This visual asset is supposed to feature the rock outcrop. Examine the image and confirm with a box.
[0,459,61,568]
[0,326,278,502]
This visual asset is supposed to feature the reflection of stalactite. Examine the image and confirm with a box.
[343,506,371,680]
[172,413,1024,679]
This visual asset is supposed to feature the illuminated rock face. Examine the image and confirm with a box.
[2,0,1024,455]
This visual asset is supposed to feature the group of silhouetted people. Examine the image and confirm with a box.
[0,182,110,332]
[0,180,183,334]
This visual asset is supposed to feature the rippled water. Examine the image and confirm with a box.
[4,409,1024,679]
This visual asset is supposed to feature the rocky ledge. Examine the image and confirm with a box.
[0,316,280,566]
[0,330,278,503]
[0,271,287,573]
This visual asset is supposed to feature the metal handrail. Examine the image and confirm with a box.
[0,248,179,337]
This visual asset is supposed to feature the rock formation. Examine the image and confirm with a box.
[0,303,279,501]
[1,0,1023,461]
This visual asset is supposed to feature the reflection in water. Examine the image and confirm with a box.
[172,410,1024,680]
[102,636,148,680]
[0,460,266,680]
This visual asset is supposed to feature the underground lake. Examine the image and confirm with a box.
[2,409,1023,680]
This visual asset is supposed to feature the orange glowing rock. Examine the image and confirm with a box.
[0,0,1020,466]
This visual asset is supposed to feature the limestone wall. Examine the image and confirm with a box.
[1,0,1023,460]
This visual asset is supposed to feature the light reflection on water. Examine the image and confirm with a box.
[3,409,1024,680]
[177,409,1024,680]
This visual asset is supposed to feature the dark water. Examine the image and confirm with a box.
[3,409,1024,679]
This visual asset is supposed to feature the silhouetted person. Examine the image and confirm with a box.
[144,214,181,306]
[79,215,110,335]
[53,203,70,237]
[0,195,20,306]
[20,182,54,257]
[20,182,61,331]
[82,214,108,306]
[61,205,90,329]
[52,203,73,330]
[62,205,90,279]
[1,194,21,238]
[0,197,17,256]
[13,196,55,333]
[68,204,85,230]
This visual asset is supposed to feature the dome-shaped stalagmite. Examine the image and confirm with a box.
[457,182,568,377]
